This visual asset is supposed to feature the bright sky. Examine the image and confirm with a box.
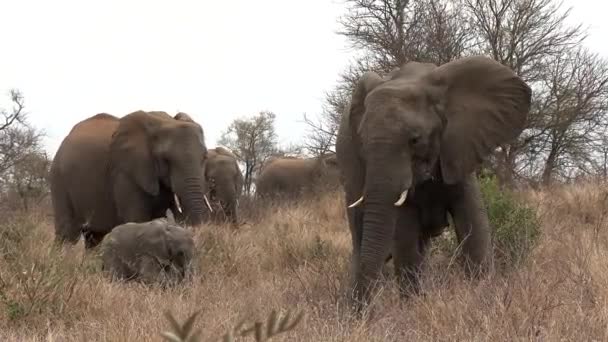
[0,0,606,158]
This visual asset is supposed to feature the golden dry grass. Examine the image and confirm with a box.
[1,182,608,341]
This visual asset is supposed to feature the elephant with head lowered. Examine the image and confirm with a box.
[201,146,244,224]
[336,56,531,310]
[254,153,340,200]
[100,218,195,286]
[50,110,208,249]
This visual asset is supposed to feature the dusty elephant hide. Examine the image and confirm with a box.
[100,218,195,286]
[202,146,244,224]
[255,153,340,201]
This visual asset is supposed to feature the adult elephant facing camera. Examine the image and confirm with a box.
[336,56,531,310]
[50,110,208,249]
[202,146,244,224]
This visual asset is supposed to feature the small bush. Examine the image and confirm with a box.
[480,175,541,269]
[438,175,541,271]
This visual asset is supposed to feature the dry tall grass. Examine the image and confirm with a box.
[1,182,608,341]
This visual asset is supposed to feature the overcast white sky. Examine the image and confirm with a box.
[0,0,606,158]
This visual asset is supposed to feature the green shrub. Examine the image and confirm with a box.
[480,175,541,270]
[437,175,541,271]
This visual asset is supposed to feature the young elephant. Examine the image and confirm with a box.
[202,146,244,224]
[254,153,340,201]
[100,218,195,286]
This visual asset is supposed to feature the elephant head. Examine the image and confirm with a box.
[203,146,243,223]
[338,56,531,305]
[109,111,208,226]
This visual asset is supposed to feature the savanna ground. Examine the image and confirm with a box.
[1,180,608,341]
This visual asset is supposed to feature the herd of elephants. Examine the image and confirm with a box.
[49,55,532,312]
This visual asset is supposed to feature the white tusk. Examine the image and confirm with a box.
[173,194,183,213]
[394,189,409,206]
[348,196,364,208]
[204,194,213,213]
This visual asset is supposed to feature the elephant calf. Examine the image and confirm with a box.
[100,218,195,286]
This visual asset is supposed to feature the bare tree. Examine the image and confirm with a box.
[302,87,348,156]
[1,151,51,211]
[0,89,44,175]
[218,111,279,195]
[0,89,48,211]
[463,0,587,185]
[531,48,608,184]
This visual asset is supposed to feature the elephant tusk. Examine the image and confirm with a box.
[394,189,409,206]
[173,194,183,213]
[348,196,364,208]
[204,194,213,213]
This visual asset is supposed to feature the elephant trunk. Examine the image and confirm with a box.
[215,174,238,223]
[355,148,412,307]
[173,173,206,226]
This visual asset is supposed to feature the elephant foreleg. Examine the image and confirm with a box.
[393,206,427,298]
[82,230,108,249]
[448,174,492,277]
[113,174,156,223]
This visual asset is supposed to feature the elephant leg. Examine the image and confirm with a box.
[448,174,492,277]
[51,189,80,245]
[82,230,108,249]
[113,174,154,223]
[393,206,426,298]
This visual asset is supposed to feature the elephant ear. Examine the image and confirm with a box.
[428,56,532,184]
[164,225,194,269]
[206,148,219,160]
[347,71,386,140]
[215,146,238,159]
[174,112,195,123]
[110,111,168,195]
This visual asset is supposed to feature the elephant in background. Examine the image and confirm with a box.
[254,153,341,200]
[100,218,195,285]
[336,56,531,310]
[202,146,244,224]
[50,110,208,249]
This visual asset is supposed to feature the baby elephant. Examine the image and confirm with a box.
[100,218,195,286]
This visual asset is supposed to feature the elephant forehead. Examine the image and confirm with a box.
[367,82,429,106]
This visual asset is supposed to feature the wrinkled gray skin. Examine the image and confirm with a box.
[100,218,195,285]
[202,147,244,224]
[50,111,208,249]
[255,153,340,200]
[336,56,531,311]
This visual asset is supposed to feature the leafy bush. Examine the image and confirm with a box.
[437,175,541,271]
[480,175,541,270]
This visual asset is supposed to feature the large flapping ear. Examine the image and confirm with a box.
[427,56,532,184]
[110,111,169,195]
[347,71,386,140]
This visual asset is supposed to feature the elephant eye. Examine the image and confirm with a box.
[409,135,420,146]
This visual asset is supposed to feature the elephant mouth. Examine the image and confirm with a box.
[173,193,213,214]
[347,189,409,208]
